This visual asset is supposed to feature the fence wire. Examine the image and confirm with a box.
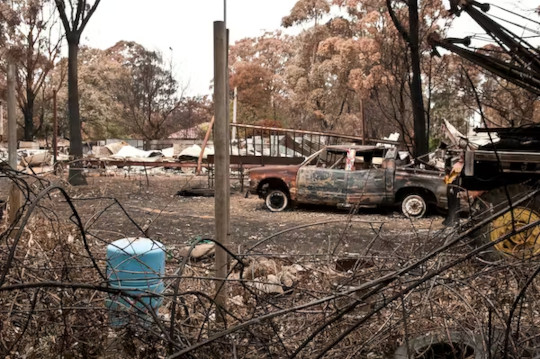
[0,167,539,359]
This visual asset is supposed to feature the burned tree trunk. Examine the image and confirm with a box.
[386,0,428,157]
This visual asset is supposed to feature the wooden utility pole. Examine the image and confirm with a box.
[213,20,230,319]
[7,62,23,224]
[360,97,366,145]
[53,90,58,164]
[0,101,4,142]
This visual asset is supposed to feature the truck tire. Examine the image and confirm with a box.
[470,183,540,260]
[393,331,486,359]
[265,189,289,212]
[401,194,427,218]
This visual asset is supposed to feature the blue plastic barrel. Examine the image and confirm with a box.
[105,237,165,327]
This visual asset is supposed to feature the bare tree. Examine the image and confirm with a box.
[54,0,101,185]
[10,0,63,141]
[116,44,185,140]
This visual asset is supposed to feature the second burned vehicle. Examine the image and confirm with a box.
[248,145,448,218]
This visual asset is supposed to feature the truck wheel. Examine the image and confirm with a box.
[401,194,427,218]
[393,331,486,359]
[470,184,540,260]
[265,189,289,212]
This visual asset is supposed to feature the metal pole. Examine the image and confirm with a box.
[226,29,230,182]
[293,130,296,157]
[7,63,17,169]
[213,21,229,319]
[225,29,230,236]
[0,101,4,142]
[53,89,58,164]
[232,87,237,142]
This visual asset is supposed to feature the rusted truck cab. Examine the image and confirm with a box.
[248,145,447,218]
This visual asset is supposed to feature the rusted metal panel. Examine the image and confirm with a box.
[346,168,387,204]
[78,159,199,169]
[385,159,396,193]
[207,155,304,166]
[248,165,301,200]
[296,166,347,205]
[231,123,383,144]
[473,150,540,163]
[395,168,447,207]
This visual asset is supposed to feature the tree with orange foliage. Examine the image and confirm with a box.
[229,31,293,125]
[281,0,449,150]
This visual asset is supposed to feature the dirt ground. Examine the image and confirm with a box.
[56,172,450,259]
[5,170,540,358]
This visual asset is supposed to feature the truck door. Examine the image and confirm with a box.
[346,149,387,205]
[296,149,348,205]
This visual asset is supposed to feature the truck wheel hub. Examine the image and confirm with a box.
[491,207,540,258]
[269,193,285,208]
[405,198,424,216]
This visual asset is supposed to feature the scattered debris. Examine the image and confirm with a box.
[178,242,215,259]
[19,149,52,167]
[179,144,214,159]
[176,188,215,197]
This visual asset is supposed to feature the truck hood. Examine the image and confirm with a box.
[248,164,301,177]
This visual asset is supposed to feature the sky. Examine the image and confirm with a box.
[83,0,539,97]
[83,1,298,96]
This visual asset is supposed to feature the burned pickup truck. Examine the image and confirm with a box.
[248,145,447,218]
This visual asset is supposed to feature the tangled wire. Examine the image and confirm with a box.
[1,166,540,358]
